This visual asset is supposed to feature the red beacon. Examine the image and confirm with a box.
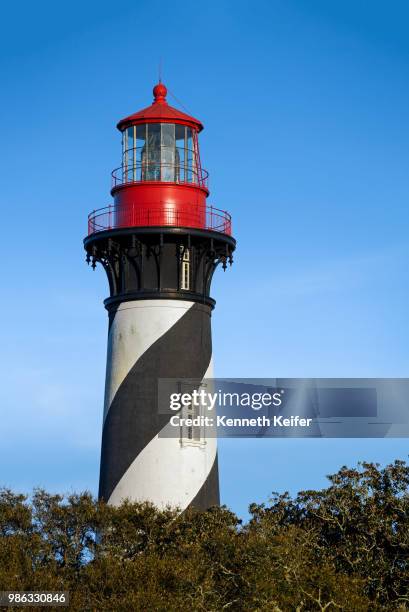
[88,82,231,235]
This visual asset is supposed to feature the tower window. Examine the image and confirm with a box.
[180,247,190,290]
[178,383,207,447]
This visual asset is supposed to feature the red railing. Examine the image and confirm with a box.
[87,203,232,236]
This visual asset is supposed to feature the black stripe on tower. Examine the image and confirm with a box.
[99,302,219,510]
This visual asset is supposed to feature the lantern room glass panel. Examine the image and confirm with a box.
[175,124,185,182]
[161,123,176,181]
[186,128,194,183]
[135,124,146,181]
[125,127,134,182]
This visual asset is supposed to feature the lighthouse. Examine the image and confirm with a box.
[84,82,235,511]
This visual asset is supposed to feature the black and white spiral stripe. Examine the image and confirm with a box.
[99,299,219,511]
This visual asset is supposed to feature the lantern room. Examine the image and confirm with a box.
[119,120,203,185]
[87,83,232,235]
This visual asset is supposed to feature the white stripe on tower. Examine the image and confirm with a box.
[99,298,219,511]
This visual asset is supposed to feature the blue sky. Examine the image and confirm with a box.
[1,0,408,518]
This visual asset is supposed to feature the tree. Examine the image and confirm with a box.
[0,460,407,610]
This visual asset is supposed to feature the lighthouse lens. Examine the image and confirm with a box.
[161,123,176,181]
[145,124,161,180]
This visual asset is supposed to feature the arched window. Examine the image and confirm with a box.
[180,247,190,290]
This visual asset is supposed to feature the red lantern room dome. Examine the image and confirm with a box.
[117,82,204,132]
[87,83,232,236]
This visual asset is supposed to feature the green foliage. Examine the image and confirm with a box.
[0,460,408,610]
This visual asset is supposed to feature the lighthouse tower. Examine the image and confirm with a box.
[84,83,235,511]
